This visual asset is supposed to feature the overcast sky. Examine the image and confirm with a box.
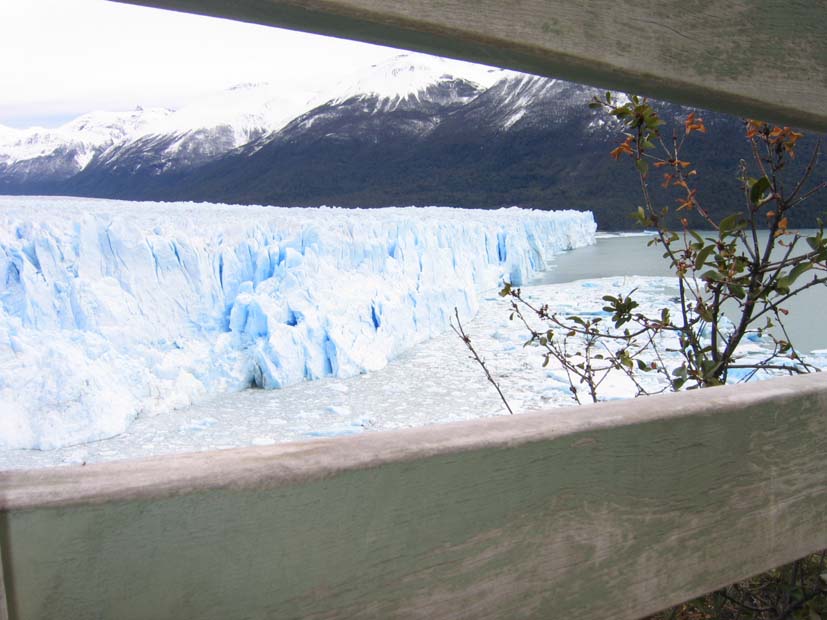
[1,0,401,128]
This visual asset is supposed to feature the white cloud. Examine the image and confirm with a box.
[0,0,399,126]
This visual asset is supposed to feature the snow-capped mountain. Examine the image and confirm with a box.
[329,55,509,112]
[0,76,332,191]
[0,53,544,193]
[2,53,818,229]
[458,75,601,131]
[55,53,524,196]
[88,81,333,177]
[0,107,172,184]
[1,54,502,190]
[0,107,171,165]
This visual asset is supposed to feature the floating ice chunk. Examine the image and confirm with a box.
[324,405,351,416]
[179,417,218,432]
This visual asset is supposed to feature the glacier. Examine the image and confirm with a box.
[0,195,596,450]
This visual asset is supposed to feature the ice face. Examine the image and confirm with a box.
[0,196,596,450]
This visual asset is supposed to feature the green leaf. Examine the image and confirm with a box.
[588,101,602,110]
[806,234,822,251]
[787,261,813,285]
[749,176,771,204]
[728,283,746,299]
[719,213,742,235]
[635,158,649,176]
[701,269,723,282]
[694,244,715,270]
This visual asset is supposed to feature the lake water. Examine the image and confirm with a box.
[2,231,825,470]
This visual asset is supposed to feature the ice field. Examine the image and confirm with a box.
[4,270,824,470]
[0,196,595,451]
[3,197,824,469]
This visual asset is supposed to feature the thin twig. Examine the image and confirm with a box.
[450,307,514,415]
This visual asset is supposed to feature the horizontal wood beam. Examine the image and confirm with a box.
[1,374,826,619]
[110,0,827,132]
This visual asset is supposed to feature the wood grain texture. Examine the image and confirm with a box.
[1,374,826,619]
[109,0,827,131]
[0,540,8,620]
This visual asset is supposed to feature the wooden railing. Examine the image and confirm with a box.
[1,2,826,618]
[1,374,826,619]
[112,0,827,132]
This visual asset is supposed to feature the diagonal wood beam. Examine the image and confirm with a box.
[110,0,827,132]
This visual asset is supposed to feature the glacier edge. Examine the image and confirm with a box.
[0,196,596,450]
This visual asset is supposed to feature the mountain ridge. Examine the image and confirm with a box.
[2,53,824,230]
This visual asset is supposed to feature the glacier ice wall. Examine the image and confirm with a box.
[0,196,596,450]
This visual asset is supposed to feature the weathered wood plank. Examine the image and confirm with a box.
[1,373,825,620]
[0,540,8,620]
[110,0,827,132]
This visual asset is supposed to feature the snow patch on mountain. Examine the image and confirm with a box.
[142,82,333,151]
[0,108,173,167]
[0,81,334,179]
[331,53,514,111]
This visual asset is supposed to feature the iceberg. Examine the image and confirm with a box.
[0,195,595,450]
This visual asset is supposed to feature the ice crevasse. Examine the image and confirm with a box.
[0,196,596,450]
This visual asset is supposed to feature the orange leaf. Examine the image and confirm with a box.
[684,113,695,135]
[609,136,634,160]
